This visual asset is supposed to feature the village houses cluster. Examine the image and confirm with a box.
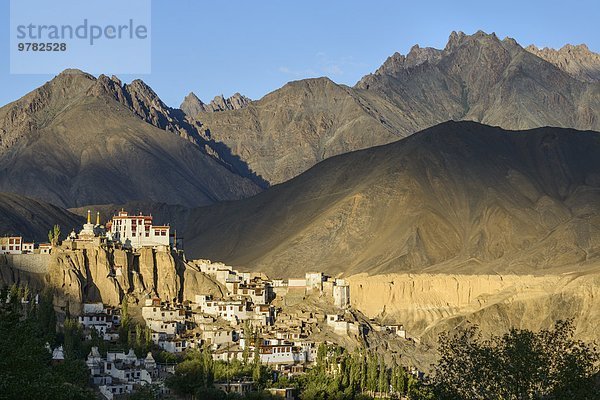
[138,263,356,367]
[7,210,407,399]
[71,264,374,398]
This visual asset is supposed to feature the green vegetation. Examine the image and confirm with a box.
[7,282,593,400]
[48,224,61,245]
[166,344,273,399]
[116,296,154,357]
[428,320,600,400]
[0,285,94,400]
[166,340,419,400]
[288,344,419,400]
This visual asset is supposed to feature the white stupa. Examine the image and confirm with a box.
[52,345,65,361]
[79,210,96,239]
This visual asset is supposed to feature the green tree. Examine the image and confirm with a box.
[145,326,152,349]
[366,354,378,394]
[202,345,215,387]
[253,330,262,377]
[242,321,252,365]
[0,292,94,399]
[48,224,61,245]
[253,353,262,384]
[119,295,131,347]
[316,343,328,373]
[126,383,162,399]
[166,350,206,396]
[63,317,84,360]
[134,323,147,356]
[8,283,19,310]
[377,356,389,395]
[431,320,600,400]
[391,358,406,395]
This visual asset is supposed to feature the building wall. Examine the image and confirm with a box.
[333,285,350,308]
[110,213,169,249]
[0,237,22,254]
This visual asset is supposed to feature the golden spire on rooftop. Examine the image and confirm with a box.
[87,210,91,224]
[96,211,100,225]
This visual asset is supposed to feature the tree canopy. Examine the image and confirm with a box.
[430,320,600,400]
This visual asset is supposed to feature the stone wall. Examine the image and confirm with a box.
[2,253,51,273]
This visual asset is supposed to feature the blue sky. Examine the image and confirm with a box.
[1,0,599,107]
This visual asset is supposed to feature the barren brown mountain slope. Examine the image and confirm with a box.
[185,31,600,185]
[192,77,402,185]
[0,192,83,242]
[0,70,261,208]
[526,43,600,82]
[183,121,600,278]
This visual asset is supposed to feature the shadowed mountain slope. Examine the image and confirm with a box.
[0,70,261,208]
[0,192,83,242]
[182,121,600,278]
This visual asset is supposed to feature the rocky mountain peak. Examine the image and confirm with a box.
[405,44,443,68]
[180,92,206,117]
[445,30,468,51]
[373,45,443,77]
[445,30,504,52]
[55,68,96,79]
[525,43,600,82]
[358,30,513,88]
[87,74,189,135]
[0,70,99,156]
[179,91,251,115]
[365,30,515,82]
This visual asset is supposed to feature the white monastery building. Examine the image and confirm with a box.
[108,211,170,249]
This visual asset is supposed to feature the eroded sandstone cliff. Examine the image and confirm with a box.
[347,270,600,346]
[41,245,224,314]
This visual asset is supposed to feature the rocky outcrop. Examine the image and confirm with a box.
[203,93,251,112]
[38,244,223,314]
[526,44,600,82]
[372,45,443,76]
[182,263,226,299]
[47,247,122,313]
[180,92,205,118]
[154,249,182,302]
[91,75,200,144]
[346,271,600,345]
[180,92,251,117]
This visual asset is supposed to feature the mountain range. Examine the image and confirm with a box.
[181,121,600,277]
[184,30,600,184]
[0,70,261,208]
[1,31,600,350]
[1,30,600,266]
